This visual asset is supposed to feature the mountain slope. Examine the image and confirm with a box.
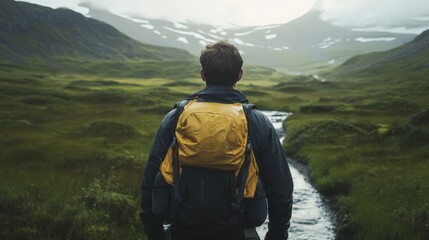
[84,6,415,72]
[0,0,194,62]
[332,29,429,76]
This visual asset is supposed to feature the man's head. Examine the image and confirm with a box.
[200,40,243,87]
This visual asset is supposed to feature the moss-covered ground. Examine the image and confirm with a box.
[0,59,428,239]
[282,70,429,240]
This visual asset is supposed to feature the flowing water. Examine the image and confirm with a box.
[257,111,336,240]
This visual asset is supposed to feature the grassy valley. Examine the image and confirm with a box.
[2,50,428,239]
[2,55,429,239]
[281,30,429,239]
[0,0,198,239]
[0,56,286,239]
[0,62,192,239]
[1,0,429,239]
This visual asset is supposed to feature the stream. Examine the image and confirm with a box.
[257,111,336,240]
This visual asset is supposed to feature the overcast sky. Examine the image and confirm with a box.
[19,0,429,28]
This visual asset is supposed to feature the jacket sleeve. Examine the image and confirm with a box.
[248,110,294,240]
[140,109,177,240]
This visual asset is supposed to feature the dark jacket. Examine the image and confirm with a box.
[141,86,294,240]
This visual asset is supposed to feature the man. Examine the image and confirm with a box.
[140,40,293,240]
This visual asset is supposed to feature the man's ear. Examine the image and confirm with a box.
[236,69,243,83]
[200,68,206,82]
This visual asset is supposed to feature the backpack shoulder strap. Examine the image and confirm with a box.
[242,103,256,138]
[242,103,256,115]
[170,100,189,134]
[232,103,256,209]
[171,99,189,215]
[242,103,256,132]
[242,103,256,110]
[173,100,189,110]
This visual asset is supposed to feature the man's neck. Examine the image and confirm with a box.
[205,84,235,89]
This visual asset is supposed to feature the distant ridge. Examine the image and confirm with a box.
[84,6,415,72]
[0,0,194,62]
[333,28,429,75]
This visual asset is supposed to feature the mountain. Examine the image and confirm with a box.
[0,0,194,62]
[83,5,416,73]
[332,29,429,76]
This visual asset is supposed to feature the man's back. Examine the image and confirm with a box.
[140,41,293,240]
[160,97,254,239]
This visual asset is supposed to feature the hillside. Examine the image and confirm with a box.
[331,29,429,76]
[83,5,415,72]
[280,26,429,240]
[0,0,194,62]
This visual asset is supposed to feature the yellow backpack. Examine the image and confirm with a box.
[153,98,267,230]
[160,99,259,198]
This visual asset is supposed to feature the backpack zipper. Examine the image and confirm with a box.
[201,179,205,208]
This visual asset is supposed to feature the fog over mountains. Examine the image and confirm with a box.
[20,0,429,32]
[11,0,429,73]
[83,4,418,73]
[0,0,194,62]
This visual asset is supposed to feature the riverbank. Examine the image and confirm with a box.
[286,157,338,217]
[283,109,429,240]
[260,111,335,240]
[1,59,428,239]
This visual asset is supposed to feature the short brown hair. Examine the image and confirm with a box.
[200,40,243,86]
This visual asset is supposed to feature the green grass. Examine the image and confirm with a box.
[1,55,429,240]
[1,57,268,239]
[280,70,429,239]
[0,64,186,239]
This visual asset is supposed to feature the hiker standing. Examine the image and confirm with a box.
[140,40,293,240]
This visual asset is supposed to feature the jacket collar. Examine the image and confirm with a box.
[186,86,249,104]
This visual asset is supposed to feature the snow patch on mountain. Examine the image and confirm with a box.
[254,25,281,30]
[317,38,341,49]
[141,23,155,30]
[353,26,428,34]
[129,17,149,24]
[174,22,188,29]
[207,28,228,35]
[234,30,255,37]
[355,37,396,42]
[164,27,215,42]
[209,29,220,34]
[116,14,149,24]
[197,30,223,40]
[230,37,255,47]
[265,34,277,39]
[177,36,189,44]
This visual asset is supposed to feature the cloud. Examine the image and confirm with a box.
[86,0,318,26]
[17,0,90,15]
[21,0,317,27]
[317,0,429,27]
[18,0,429,29]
